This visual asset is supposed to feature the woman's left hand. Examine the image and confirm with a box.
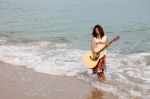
[106,42,111,46]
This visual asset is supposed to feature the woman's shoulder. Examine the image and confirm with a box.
[92,35,107,40]
[102,35,107,40]
[103,35,107,38]
[91,36,96,40]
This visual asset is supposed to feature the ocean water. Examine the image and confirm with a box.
[0,0,150,98]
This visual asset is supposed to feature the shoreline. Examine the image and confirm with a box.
[0,61,105,99]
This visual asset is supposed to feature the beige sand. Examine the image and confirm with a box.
[0,62,105,99]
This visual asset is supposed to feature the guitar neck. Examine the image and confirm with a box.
[97,40,115,54]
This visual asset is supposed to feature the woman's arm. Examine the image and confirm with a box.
[91,37,95,52]
[97,41,110,46]
[91,37,97,58]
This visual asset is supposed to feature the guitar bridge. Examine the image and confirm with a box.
[89,56,98,61]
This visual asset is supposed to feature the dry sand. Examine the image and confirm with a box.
[0,62,104,99]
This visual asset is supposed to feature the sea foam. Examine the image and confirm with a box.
[0,39,150,99]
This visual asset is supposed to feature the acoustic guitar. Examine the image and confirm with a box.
[82,36,120,68]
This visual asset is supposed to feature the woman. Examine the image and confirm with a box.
[91,24,110,80]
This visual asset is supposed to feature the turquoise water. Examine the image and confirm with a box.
[0,0,150,49]
[0,0,150,98]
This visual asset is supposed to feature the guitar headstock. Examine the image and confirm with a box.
[113,36,120,41]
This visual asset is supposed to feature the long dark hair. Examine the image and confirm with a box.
[92,24,105,38]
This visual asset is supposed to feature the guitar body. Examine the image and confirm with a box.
[82,36,120,69]
[82,48,105,68]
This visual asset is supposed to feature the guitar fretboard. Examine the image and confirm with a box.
[97,38,117,55]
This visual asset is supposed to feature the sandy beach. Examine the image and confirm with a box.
[0,0,150,99]
[0,62,105,99]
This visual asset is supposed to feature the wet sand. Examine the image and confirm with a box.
[0,62,104,99]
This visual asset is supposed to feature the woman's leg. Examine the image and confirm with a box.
[101,57,106,80]
[97,71,105,80]
[92,66,97,74]
[97,56,106,80]
[100,71,106,80]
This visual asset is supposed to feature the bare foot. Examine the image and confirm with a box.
[97,72,106,81]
